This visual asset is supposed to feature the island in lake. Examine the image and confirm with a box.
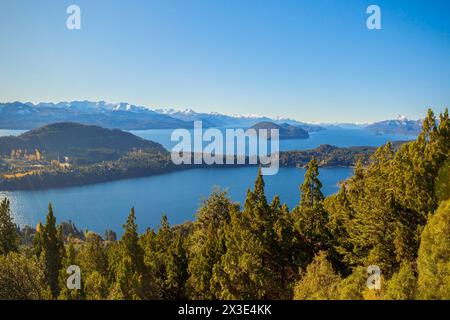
[250,121,310,140]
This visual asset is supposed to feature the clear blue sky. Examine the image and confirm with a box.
[0,0,449,122]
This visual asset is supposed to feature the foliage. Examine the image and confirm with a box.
[0,198,19,255]
[417,199,450,299]
[293,252,341,300]
[0,252,51,300]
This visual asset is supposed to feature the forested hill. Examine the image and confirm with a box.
[0,122,166,157]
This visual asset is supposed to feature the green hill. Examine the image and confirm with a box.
[0,122,166,162]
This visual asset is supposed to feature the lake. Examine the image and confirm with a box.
[0,128,415,234]
[1,166,352,235]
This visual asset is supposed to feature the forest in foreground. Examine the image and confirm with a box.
[0,109,449,300]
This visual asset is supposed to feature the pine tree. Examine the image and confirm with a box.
[294,158,329,252]
[293,251,341,300]
[417,199,450,299]
[384,261,417,300]
[33,222,43,257]
[41,203,64,298]
[216,169,290,299]
[58,239,83,300]
[0,252,51,300]
[343,144,400,276]
[271,196,309,298]
[325,185,354,274]
[84,271,109,300]
[122,208,145,274]
[115,207,156,299]
[164,232,188,299]
[0,198,19,255]
[187,190,236,299]
[79,232,108,276]
[337,266,367,300]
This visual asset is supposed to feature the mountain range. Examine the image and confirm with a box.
[0,101,423,135]
[154,108,324,132]
[0,101,191,130]
[364,115,423,136]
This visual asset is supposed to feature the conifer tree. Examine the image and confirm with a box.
[216,169,289,299]
[79,232,108,276]
[294,158,329,252]
[417,199,450,299]
[325,185,354,274]
[58,239,83,300]
[384,261,417,300]
[271,196,309,298]
[33,222,43,257]
[41,203,64,298]
[293,251,341,300]
[187,190,236,299]
[0,252,51,300]
[122,208,145,274]
[0,198,19,255]
[343,144,400,276]
[116,207,156,299]
[164,232,188,299]
[337,266,367,300]
[84,271,109,300]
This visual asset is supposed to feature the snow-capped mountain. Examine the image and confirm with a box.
[0,100,423,135]
[364,115,422,135]
[153,108,324,131]
[0,101,191,130]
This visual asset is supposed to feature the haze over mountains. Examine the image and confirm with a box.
[0,101,423,135]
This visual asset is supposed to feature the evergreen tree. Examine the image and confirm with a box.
[0,198,19,255]
[294,158,329,252]
[293,251,341,300]
[114,207,156,299]
[337,266,367,300]
[417,200,450,299]
[33,222,43,257]
[122,208,145,275]
[344,144,400,276]
[216,169,294,299]
[84,271,109,300]
[0,252,51,300]
[79,232,108,276]
[187,190,236,299]
[271,196,310,298]
[58,239,83,300]
[324,185,354,274]
[41,203,65,298]
[384,261,417,300]
[164,232,189,299]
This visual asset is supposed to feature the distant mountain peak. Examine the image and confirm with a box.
[396,114,409,121]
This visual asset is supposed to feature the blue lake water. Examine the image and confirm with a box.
[0,128,416,234]
[1,166,352,235]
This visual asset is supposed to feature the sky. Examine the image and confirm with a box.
[0,0,449,123]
